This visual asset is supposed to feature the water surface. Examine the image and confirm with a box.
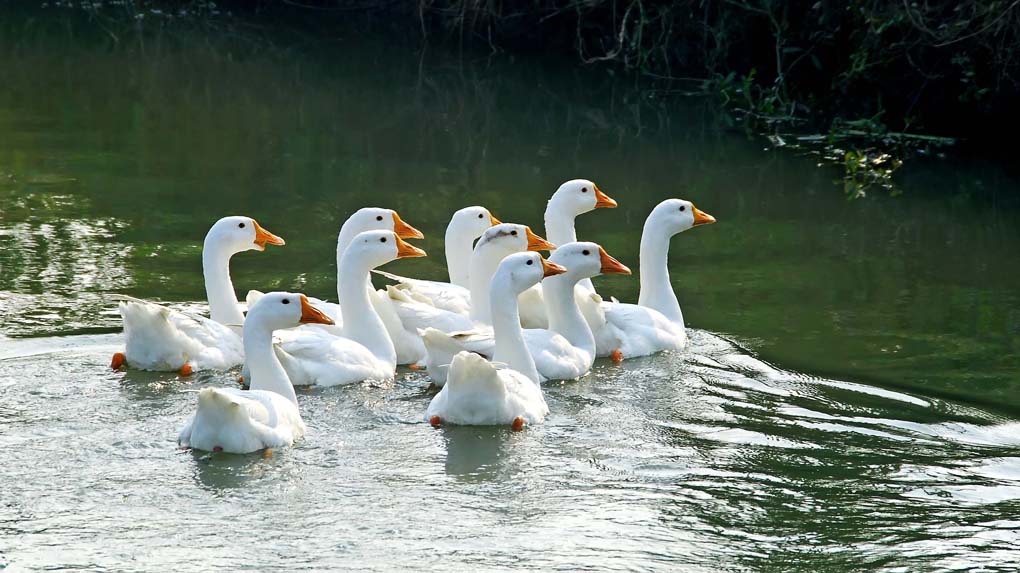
[2,11,1019,571]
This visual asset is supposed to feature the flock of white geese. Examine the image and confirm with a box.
[109,180,715,454]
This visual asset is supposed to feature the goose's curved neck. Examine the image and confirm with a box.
[490,280,540,384]
[544,199,579,248]
[545,200,596,292]
[243,319,297,404]
[334,222,362,301]
[637,219,684,325]
[543,271,595,355]
[445,222,474,288]
[468,246,507,324]
[338,251,396,366]
[202,240,245,327]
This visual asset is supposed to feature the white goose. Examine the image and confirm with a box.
[425,252,564,431]
[111,216,285,375]
[260,230,427,387]
[373,206,500,315]
[518,179,617,328]
[421,242,631,385]
[593,198,715,359]
[245,207,425,365]
[381,223,555,355]
[178,291,334,454]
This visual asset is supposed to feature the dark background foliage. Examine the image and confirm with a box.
[204,0,1019,141]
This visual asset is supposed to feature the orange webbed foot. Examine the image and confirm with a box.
[179,364,193,377]
[610,349,624,364]
[429,415,442,428]
[111,352,126,370]
[511,417,525,432]
[237,376,245,386]
[408,363,422,371]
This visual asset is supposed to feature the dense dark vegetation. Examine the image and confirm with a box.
[22,1,1020,142]
[407,0,1020,140]
[201,0,1019,143]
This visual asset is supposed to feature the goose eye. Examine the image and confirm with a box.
[282,298,290,305]
[582,249,590,256]
[510,230,518,236]
[380,237,387,243]
[238,222,245,228]
[376,215,383,221]
[679,205,686,212]
[581,188,588,193]
[478,213,484,218]
[526,259,534,265]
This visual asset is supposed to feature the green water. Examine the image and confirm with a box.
[2,10,1020,572]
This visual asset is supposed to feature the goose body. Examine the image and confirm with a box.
[178,292,333,454]
[117,297,244,372]
[114,216,284,373]
[178,386,305,454]
[425,352,548,428]
[425,252,563,429]
[422,242,630,385]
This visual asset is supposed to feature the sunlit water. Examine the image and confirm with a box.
[2,8,1019,571]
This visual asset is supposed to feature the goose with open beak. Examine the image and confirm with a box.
[111,215,285,376]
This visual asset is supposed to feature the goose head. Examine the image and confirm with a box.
[547,241,631,281]
[647,199,716,235]
[247,291,335,330]
[475,223,555,257]
[345,229,427,270]
[449,206,500,240]
[205,216,285,254]
[341,207,424,241]
[547,179,617,218]
[496,251,567,295]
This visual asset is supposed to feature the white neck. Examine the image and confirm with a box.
[338,250,396,366]
[544,198,580,247]
[334,222,362,301]
[544,199,595,292]
[243,318,298,404]
[543,271,596,355]
[637,218,684,326]
[445,222,474,288]
[468,246,509,324]
[202,240,245,327]
[490,281,540,384]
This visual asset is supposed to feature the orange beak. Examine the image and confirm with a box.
[299,295,335,325]
[541,257,567,277]
[598,246,631,275]
[526,227,556,251]
[253,220,286,251]
[692,205,716,226]
[396,235,427,258]
[489,212,501,226]
[594,185,617,209]
[392,212,425,240]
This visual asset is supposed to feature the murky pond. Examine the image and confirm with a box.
[2,9,1019,571]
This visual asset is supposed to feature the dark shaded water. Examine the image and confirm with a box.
[2,10,1019,571]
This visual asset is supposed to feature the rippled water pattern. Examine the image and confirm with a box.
[2,8,1020,572]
